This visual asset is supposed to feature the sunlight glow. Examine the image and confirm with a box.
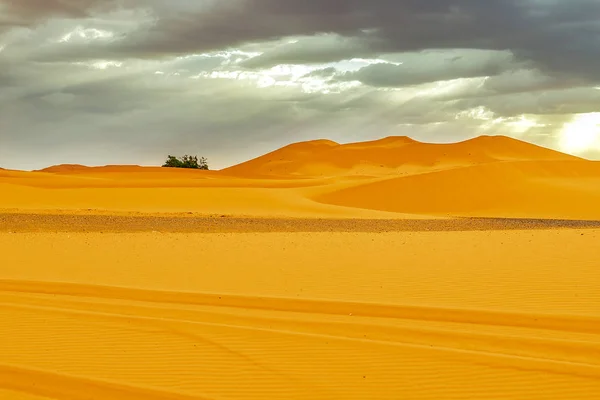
[59,26,114,43]
[74,60,123,69]
[560,112,600,153]
[455,106,495,121]
[416,77,483,98]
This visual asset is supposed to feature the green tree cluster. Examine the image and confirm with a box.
[162,155,209,170]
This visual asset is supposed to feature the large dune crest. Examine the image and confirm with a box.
[222,135,580,178]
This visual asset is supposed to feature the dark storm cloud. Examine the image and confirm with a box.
[0,0,121,29]
[22,0,599,82]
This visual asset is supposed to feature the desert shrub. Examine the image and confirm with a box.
[162,155,209,170]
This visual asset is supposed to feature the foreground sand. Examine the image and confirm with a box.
[1,218,599,399]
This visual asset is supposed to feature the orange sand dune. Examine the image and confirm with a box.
[222,135,578,178]
[316,159,600,219]
[38,164,161,173]
[2,135,598,219]
[0,183,404,218]
[40,164,217,175]
[38,164,225,180]
[38,164,95,173]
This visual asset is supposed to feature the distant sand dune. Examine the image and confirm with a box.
[222,135,579,178]
[2,135,599,219]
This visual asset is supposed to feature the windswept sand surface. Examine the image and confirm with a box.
[1,228,600,399]
[1,136,600,398]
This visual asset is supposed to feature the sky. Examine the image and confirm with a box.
[1,0,600,170]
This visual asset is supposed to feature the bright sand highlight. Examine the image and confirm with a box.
[1,136,600,399]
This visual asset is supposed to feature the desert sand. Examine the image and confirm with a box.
[1,135,600,399]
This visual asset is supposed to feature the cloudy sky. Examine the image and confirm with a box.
[1,0,600,170]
